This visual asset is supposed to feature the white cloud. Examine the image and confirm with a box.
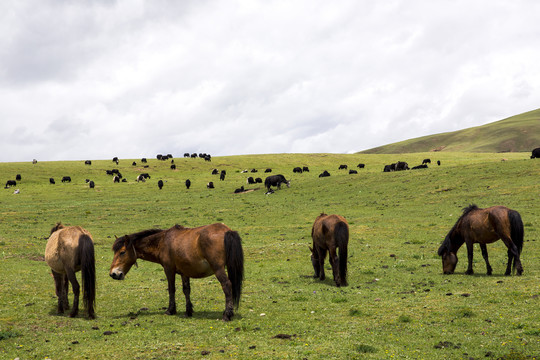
[1,0,539,161]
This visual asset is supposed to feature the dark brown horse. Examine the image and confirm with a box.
[45,223,96,318]
[109,223,244,321]
[438,205,524,276]
[310,213,349,287]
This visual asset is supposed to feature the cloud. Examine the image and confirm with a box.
[1,0,539,161]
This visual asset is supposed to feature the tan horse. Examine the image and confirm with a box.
[109,223,244,321]
[438,205,524,275]
[45,223,96,318]
[310,213,349,287]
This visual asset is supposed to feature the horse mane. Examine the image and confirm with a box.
[50,222,65,235]
[112,228,163,252]
[438,204,479,255]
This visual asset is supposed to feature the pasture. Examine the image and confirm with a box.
[0,152,539,359]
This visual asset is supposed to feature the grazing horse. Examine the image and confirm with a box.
[109,223,244,321]
[438,205,524,276]
[45,223,96,318]
[310,214,349,287]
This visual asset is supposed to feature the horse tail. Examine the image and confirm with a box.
[224,231,244,309]
[335,221,349,286]
[79,234,96,316]
[508,209,524,271]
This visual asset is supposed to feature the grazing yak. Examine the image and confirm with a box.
[234,186,245,193]
[212,169,219,175]
[85,160,92,165]
[185,179,191,189]
[220,170,226,181]
[5,180,16,188]
[158,180,164,190]
[531,147,540,159]
[293,167,303,173]
[338,165,348,170]
[265,168,272,173]
[207,181,215,189]
[264,174,290,191]
[319,170,331,178]
[357,163,365,169]
[412,164,428,170]
[89,181,95,188]
[383,162,409,172]
[349,170,358,174]
[49,178,55,184]
[422,159,431,165]
[247,177,256,185]
[16,174,21,181]
[61,176,71,183]
[303,166,310,172]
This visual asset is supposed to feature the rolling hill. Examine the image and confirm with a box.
[360,108,540,154]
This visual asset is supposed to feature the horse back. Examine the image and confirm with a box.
[166,223,230,278]
[312,214,348,248]
[462,206,512,244]
[45,226,93,273]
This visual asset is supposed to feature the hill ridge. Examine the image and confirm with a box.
[360,108,540,154]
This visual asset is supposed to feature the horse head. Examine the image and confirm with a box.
[438,245,458,274]
[110,235,138,280]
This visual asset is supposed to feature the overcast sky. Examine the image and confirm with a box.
[1,0,539,162]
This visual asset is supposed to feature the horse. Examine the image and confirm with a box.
[109,223,244,321]
[310,214,349,287]
[438,205,524,276]
[44,223,96,318]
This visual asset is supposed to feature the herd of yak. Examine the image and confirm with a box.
[4,147,540,191]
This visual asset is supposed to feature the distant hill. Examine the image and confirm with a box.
[360,108,540,154]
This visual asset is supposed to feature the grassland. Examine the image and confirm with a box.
[361,108,540,154]
[0,152,539,359]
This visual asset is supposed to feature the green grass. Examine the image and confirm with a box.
[0,152,539,359]
[361,108,540,154]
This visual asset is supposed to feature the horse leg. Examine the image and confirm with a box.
[65,268,80,318]
[52,271,67,314]
[317,247,327,281]
[465,240,474,275]
[164,268,177,315]
[502,238,523,276]
[214,269,234,321]
[181,275,193,317]
[480,244,492,275]
[328,247,340,286]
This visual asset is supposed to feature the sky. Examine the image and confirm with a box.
[1,0,539,162]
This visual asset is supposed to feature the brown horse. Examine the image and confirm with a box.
[45,223,96,318]
[438,205,524,276]
[310,213,349,287]
[109,223,244,321]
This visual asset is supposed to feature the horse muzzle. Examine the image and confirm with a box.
[109,269,125,280]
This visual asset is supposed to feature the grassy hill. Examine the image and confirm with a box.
[361,108,540,154]
[0,153,538,359]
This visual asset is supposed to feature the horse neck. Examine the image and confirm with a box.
[133,232,164,263]
[448,229,465,252]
